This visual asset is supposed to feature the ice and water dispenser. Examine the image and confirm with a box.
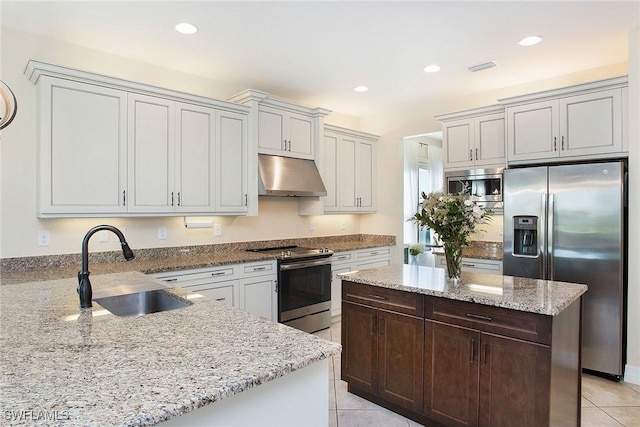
[513,216,538,256]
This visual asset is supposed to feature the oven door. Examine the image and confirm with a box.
[278,258,332,322]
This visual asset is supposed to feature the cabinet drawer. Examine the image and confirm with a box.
[332,252,354,264]
[356,247,391,260]
[426,296,551,344]
[152,266,236,284]
[343,281,424,317]
[243,262,274,275]
[186,280,239,307]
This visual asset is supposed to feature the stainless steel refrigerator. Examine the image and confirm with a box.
[503,161,627,378]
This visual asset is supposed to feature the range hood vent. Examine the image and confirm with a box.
[258,154,327,197]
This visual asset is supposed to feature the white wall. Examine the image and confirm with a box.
[625,27,640,383]
[0,27,362,258]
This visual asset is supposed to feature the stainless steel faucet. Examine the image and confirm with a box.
[78,225,135,308]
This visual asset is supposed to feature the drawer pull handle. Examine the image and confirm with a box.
[215,297,226,301]
[338,256,349,260]
[466,313,492,321]
[164,278,178,282]
[368,294,387,300]
[370,251,379,255]
[470,339,476,363]
[252,266,267,271]
[462,263,475,267]
[211,271,226,276]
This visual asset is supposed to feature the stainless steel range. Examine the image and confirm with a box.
[247,246,333,333]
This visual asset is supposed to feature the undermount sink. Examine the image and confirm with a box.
[94,289,192,317]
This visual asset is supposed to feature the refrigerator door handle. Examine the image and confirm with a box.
[540,193,547,280]
[548,193,555,281]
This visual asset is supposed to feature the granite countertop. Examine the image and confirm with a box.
[0,271,341,426]
[430,241,503,261]
[339,264,587,316]
[1,235,396,285]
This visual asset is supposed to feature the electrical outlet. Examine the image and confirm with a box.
[99,230,109,242]
[37,231,50,247]
[309,220,315,231]
[214,223,222,237]
[340,220,346,230]
[158,226,167,240]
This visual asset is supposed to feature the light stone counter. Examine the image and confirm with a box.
[339,264,587,316]
[0,272,340,426]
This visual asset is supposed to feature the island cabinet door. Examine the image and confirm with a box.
[377,309,424,412]
[424,320,479,427]
[478,333,551,427]
[342,301,378,393]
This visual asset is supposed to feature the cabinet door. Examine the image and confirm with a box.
[217,110,248,213]
[378,310,424,412]
[240,276,277,320]
[560,89,622,157]
[341,301,377,392]
[258,107,286,154]
[507,100,559,162]
[475,113,505,166]
[478,333,550,427]
[288,113,314,159]
[331,265,353,317]
[39,77,127,215]
[443,119,474,169]
[127,93,175,212]
[355,140,376,211]
[322,133,339,211]
[175,102,215,213]
[424,320,479,427]
[339,137,358,211]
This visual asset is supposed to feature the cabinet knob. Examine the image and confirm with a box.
[553,137,557,151]
[171,192,174,206]
[469,149,473,160]
[475,148,479,160]
[122,190,126,206]
[177,192,181,206]
[561,135,565,150]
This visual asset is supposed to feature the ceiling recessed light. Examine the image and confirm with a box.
[423,64,441,73]
[519,35,543,46]
[175,22,198,34]
[353,86,369,93]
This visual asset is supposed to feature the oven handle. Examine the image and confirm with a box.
[280,257,333,271]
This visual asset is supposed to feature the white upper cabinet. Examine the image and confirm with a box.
[176,102,217,213]
[26,60,250,217]
[216,110,248,213]
[127,93,176,213]
[258,106,314,159]
[501,77,627,164]
[323,125,379,213]
[436,106,506,170]
[228,89,330,162]
[36,77,128,215]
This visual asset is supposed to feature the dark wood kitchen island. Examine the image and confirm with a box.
[339,264,587,427]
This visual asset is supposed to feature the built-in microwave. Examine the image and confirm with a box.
[444,167,503,210]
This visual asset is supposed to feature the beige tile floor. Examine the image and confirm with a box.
[316,321,640,427]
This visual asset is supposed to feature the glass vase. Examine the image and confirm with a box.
[443,243,462,282]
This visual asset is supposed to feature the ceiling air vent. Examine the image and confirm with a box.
[468,61,498,72]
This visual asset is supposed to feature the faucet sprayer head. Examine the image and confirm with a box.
[121,242,135,261]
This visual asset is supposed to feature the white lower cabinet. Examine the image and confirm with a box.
[240,262,277,321]
[331,246,394,318]
[150,260,277,321]
[434,255,503,275]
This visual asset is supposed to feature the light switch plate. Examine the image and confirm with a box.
[99,230,109,242]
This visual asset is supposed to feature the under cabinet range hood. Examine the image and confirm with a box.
[258,154,327,197]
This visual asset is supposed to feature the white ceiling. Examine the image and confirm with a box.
[2,1,639,117]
